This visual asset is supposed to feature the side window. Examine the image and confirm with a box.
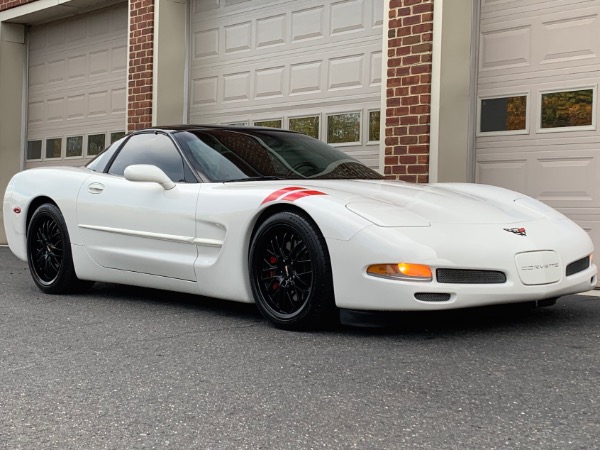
[86,136,127,172]
[108,133,186,182]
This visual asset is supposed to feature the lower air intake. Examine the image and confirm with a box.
[566,256,590,276]
[436,269,506,284]
[415,293,451,302]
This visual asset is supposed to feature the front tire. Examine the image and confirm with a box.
[249,211,335,330]
[27,204,94,294]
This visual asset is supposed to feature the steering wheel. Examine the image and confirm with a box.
[288,161,319,176]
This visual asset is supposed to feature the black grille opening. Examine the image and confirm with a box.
[566,256,590,277]
[436,269,507,284]
[414,293,451,302]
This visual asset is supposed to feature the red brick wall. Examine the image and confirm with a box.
[128,0,154,131]
[385,0,434,183]
[0,0,36,12]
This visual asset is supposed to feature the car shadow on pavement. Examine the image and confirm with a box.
[335,296,599,337]
[87,281,264,320]
[82,282,598,337]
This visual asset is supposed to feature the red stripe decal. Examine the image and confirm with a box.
[281,190,326,202]
[261,186,306,205]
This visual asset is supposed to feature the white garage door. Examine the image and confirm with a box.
[26,3,128,169]
[476,0,600,253]
[189,0,384,169]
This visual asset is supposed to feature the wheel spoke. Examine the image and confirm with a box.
[253,222,316,317]
[30,215,64,284]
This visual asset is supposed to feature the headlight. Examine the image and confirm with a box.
[367,263,433,282]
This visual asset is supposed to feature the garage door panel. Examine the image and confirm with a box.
[478,148,600,207]
[539,13,599,65]
[476,0,600,271]
[190,40,382,108]
[191,28,381,68]
[477,159,528,193]
[531,154,599,207]
[189,0,382,169]
[479,4,600,84]
[26,3,128,169]
[482,0,599,20]
[479,24,532,73]
[190,0,382,63]
[254,66,285,100]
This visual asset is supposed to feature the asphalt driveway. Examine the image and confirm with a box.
[0,247,598,449]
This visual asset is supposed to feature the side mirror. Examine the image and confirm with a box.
[124,164,176,190]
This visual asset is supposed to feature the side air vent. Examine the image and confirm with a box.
[566,256,590,277]
[436,269,506,284]
[414,293,451,302]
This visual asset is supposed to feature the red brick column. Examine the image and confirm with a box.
[0,0,36,11]
[385,0,434,182]
[128,0,154,131]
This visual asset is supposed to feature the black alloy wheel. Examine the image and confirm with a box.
[249,211,335,330]
[27,204,94,294]
[30,211,63,285]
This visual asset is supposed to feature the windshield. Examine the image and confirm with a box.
[173,128,383,182]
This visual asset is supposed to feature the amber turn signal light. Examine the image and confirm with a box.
[367,263,433,282]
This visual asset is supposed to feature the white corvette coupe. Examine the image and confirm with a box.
[3,126,597,329]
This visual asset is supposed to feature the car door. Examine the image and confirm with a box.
[76,132,200,281]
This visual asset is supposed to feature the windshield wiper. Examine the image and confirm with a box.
[221,175,284,183]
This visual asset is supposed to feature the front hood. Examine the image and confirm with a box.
[297,180,547,226]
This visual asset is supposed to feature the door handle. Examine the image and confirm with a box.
[88,182,105,194]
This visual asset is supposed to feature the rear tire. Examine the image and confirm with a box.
[249,211,335,330]
[27,204,94,294]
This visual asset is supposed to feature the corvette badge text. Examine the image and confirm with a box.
[262,187,327,205]
[520,263,560,271]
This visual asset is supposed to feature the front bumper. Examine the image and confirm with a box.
[328,221,597,311]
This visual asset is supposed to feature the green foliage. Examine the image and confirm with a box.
[327,112,360,144]
[541,89,593,128]
[289,116,320,138]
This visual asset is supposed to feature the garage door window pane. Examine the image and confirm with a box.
[46,138,62,159]
[480,96,527,132]
[110,131,126,144]
[66,136,83,157]
[289,116,319,139]
[369,111,381,142]
[254,119,282,128]
[541,89,593,129]
[88,134,106,156]
[27,140,42,160]
[327,112,360,144]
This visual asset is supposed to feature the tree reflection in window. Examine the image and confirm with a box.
[289,116,319,139]
[254,119,282,129]
[327,112,360,144]
[46,138,62,159]
[66,136,83,157]
[110,131,126,144]
[369,111,381,142]
[480,96,527,132]
[88,134,106,156]
[541,89,593,129]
